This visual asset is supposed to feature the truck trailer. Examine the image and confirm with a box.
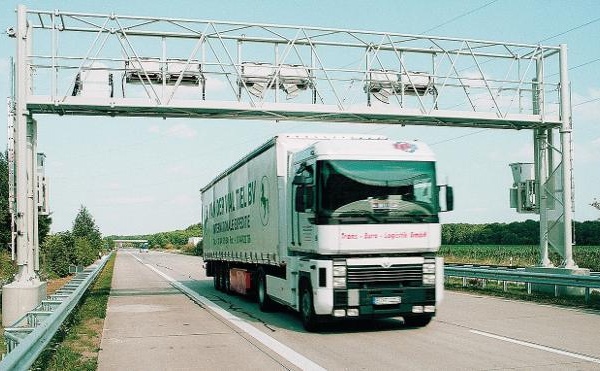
[201,134,453,331]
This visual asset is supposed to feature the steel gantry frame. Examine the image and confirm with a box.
[5,5,576,322]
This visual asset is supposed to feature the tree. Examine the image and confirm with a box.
[72,205,102,242]
[38,213,52,245]
[72,205,103,263]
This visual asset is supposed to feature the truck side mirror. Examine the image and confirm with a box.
[438,185,454,212]
[446,186,454,211]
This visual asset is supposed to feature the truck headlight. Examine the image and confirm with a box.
[333,265,346,277]
[423,263,435,274]
[423,274,435,286]
[333,276,346,289]
[333,261,346,288]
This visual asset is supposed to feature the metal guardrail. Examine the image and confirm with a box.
[0,252,112,371]
[445,264,600,303]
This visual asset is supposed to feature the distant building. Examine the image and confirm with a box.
[187,237,202,246]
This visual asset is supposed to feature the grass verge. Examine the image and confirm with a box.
[32,253,116,371]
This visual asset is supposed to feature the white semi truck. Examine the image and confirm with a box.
[201,134,453,331]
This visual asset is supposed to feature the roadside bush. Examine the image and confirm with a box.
[180,241,203,256]
[74,237,97,267]
[0,250,16,283]
[42,232,75,277]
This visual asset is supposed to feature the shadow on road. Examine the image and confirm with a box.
[178,279,427,335]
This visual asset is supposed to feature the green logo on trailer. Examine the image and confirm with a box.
[260,176,270,226]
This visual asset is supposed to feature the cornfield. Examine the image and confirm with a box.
[439,245,600,272]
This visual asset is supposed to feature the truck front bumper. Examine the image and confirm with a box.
[332,286,436,318]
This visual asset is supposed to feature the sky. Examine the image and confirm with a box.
[0,1,599,236]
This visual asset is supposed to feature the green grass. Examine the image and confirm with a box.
[32,253,115,371]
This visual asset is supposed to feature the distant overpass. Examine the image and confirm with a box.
[113,240,148,248]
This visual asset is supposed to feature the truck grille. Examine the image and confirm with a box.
[347,264,422,288]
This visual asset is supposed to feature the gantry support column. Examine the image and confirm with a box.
[559,44,576,269]
[533,57,552,267]
[2,5,46,327]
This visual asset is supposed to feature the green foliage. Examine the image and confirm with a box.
[181,239,203,256]
[0,151,11,251]
[439,244,600,271]
[575,220,600,245]
[72,206,102,245]
[42,232,75,277]
[41,206,103,278]
[39,213,53,246]
[0,250,16,283]
[108,223,203,250]
[74,237,97,266]
[442,220,600,246]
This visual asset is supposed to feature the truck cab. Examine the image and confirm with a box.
[285,139,452,329]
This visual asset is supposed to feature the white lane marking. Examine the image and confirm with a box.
[471,329,600,364]
[129,253,325,371]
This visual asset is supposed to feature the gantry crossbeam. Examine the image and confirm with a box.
[20,8,563,129]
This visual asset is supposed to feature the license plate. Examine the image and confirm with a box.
[373,296,401,305]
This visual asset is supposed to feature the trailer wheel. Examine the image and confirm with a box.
[403,314,432,328]
[257,269,274,311]
[300,281,317,332]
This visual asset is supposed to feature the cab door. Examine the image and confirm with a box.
[291,163,318,253]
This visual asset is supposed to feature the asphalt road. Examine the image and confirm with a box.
[98,250,600,370]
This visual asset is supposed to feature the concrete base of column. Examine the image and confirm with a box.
[2,280,47,327]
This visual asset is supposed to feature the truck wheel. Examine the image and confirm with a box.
[214,271,222,291]
[300,282,318,332]
[213,263,222,291]
[257,269,274,311]
[217,266,227,292]
[403,314,432,328]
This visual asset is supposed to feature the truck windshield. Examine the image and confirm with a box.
[317,160,438,224]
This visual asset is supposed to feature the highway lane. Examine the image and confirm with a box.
[125,250,600,370]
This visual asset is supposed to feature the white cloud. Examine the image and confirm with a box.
[106,182,122,190]
[166,123,197,139]
[572,88,600,122]
[168,194,196,207]
[167,164,191,176]
[148,123,197,139]
[574,136,600,164]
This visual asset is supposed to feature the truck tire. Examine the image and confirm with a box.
[299,282,318,332]
[403,314,432,327]
[213,263,223,291]
[257,269,274,311]
[217,266,227,292]
[214,271,222,291]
